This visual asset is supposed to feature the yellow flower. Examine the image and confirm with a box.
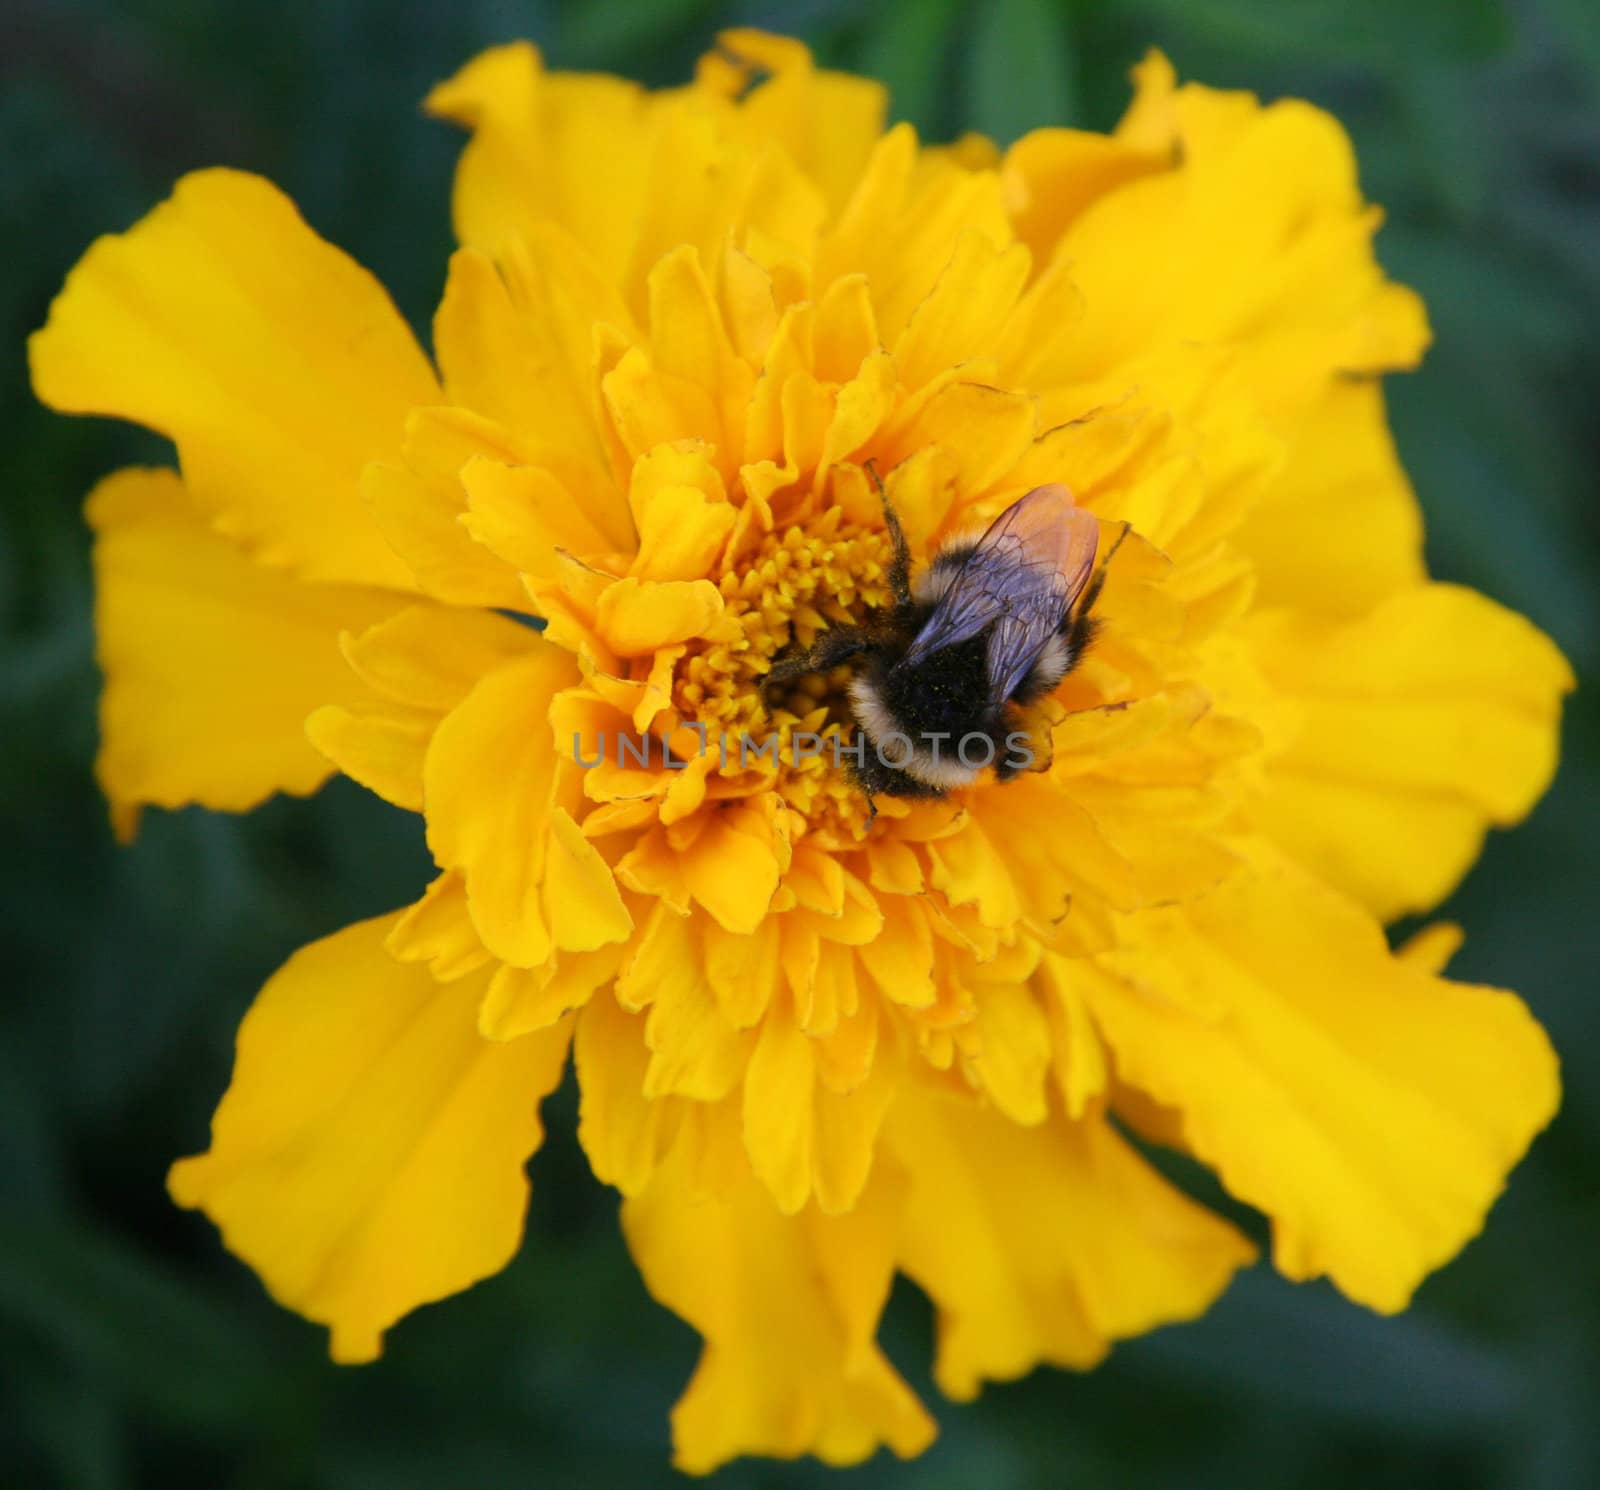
[31,31,1573,1473]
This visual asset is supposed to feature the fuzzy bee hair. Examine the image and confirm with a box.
[764,482,1118,810]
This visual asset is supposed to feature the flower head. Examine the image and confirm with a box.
[31,31,1572,1473]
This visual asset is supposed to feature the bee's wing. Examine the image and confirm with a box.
[986,495,1100,701]
[900,485,1100,702]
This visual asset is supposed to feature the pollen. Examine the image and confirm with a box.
[669,507,894,841]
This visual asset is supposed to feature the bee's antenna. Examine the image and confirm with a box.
[863,460,913,607]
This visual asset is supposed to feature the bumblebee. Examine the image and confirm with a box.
[767,482,1117,802]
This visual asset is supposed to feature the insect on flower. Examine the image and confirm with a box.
[27,27,1574,1477]
[767,481,1124,804]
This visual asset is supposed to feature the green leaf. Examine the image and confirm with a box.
[857,0,967,137]
[0,1217,292,1434]
[967,0,1080,143]
[1132,0,1512,66]
[1543,0,1600,89]
[555,0,718,70]
[1127,1270,1524,1434]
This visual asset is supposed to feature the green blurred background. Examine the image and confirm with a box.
[4,0,1598,1486]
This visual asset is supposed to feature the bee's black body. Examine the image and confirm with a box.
[765,483,1115,808]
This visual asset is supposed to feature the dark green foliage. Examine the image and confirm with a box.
[3,1,1598,1485]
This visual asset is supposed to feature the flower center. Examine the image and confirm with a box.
[671,508,895,842]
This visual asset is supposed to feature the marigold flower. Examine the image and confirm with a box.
[31,31,1573,1473]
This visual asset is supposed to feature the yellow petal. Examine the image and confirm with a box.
[745,300,814,465]
[32,170,435,587]
[575,985,677,1196]
[705,916,782,1028]
[891,232,1030,393]
[458,457,617,581]
[681,797,790,933]
[339,602,537,713]
[925,816,1023,929]
[822,128,1010,345]
[816,351,896,486]
[601,346,723,468]
[1086,845,1560,1313]
[881,381,1035,510]
[698,30,887,215]
[621,1129,934,1473]
[86,468,400,837]
[169,913,570,1362]
[620,907,752,1101]
[813,272,879,382]
[1001,126,1166,266]
[305,702,432,811]
[629,480,737,583]
[857,897,936,1009]
[1235,379,1424,617]
[614,824,693,915]
[742,994,817,1213]
[886,1084,1253,1399]
[1397,921,1464,976]
[648,245,753,461]
[1038,953,1110,1118]
[433,246,626,533]
[963,983,1052,1125]
[1249,583,1573,919]
[595,576,724,656]
[542,807,634,951]
[619,94,825,320]
[742,989,899,1216]
[426,42,652,287]
[479,943,624,1041]
[386,872,493,982]
[1061,82,1427,414]
[425,647,629,966]
[361,407,532,610]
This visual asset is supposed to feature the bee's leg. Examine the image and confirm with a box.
[1077,521,1131,617]
[864,459,914,609]
[1062,610,1101,669]
[764,625,876,690]
[810,626,877,670]
[1063,521,1131,658]
[764,651,818,686]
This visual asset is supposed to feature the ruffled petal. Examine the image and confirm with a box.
[575,985,676,1196]
[387,872,493,982]
[617,906,753,1102]
[426,42,651,285]
[86,468,400,838]
[1084,845,1560,1312]
[594,577,724,655]
[697,30,887,216]
[305,702,432,811]
[742,991,895,1214]
[1061,70,1428,417]
[621,1128,934,1473]
[885,1083,1253,1399]
[1248,584,1573,919]
[433,245,627,530]
[424,648,632,966]
[361,407,531,610]
[31,170,436,587]
[169,914,570,1362]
